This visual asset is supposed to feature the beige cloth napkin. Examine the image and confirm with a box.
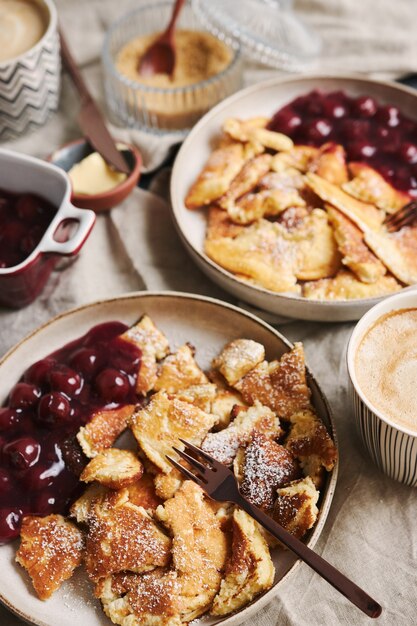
[1,1,417,625]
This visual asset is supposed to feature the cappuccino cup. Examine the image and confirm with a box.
[347,289,417,486]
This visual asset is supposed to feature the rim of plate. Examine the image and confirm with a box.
[170,73,417,308]
[0,291,338,626]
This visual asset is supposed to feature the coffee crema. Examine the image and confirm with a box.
[0,0,47,63]
[355,308,417,433]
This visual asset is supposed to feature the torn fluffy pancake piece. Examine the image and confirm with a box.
[303,269,401,300]
[121,314,170,396]
[240,433,300,511]
[273,476,319,539]
[223,116,269,142]
[210,508,274,616]
[305,172,384,232]
[126,473,163,513]
[218,154,272,209]
[156,481,228,620]
[343,162,410,213]
[271,145,319,173]
[154,344,209,393]
[206,205,245,240]
[202,400,282,466]
[80,448,143,490]
[205,219,300,294]
[85,489,171,582]
[213,338,265,386]
[309,143,348,185]
[290,208,341,281]
[154,468,185,500]
[70,483,109,524]
[285,408,337,487]
[97,570,183,626]
[227,182,306,225]
[185,143,246,209]
[77,404,135,458]
[173,383,217,413]
[235,343,311,420]
[327,205,387,283]
[16,515,84,600]
[364,223,417,285]
[129,391,218,474]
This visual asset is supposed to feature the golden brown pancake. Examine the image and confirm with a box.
[327,205,387,283]
[185,143,246,209]
[303,268,401,300]
[235,343,311,420]
[305,172,384,232]
[285,408,337,487]
[309,143,348,185]
[343,162,410,213]
[273,476,319,539]
[154,344,208,393]
[121,314,170,396]
[16,515,84,600]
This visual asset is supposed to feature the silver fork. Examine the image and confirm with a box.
[167,439,382,619]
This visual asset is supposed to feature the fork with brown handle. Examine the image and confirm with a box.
[167,440,382,619]
[383,199,417,232]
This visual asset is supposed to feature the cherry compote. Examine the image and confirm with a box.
[268,90,417,197]
[0,321,141,543]
[0,189,58,269]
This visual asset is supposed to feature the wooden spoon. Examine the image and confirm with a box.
[137,0,186,78]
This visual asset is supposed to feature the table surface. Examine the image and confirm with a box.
[1,1,417,625]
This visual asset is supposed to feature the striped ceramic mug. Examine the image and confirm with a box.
[347,289,417,487]
[0,0,60,140]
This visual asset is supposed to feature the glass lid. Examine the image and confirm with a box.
[192,0,321,71]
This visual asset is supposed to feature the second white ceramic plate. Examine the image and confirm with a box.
[170,74,417,322]
[0,292,337,626]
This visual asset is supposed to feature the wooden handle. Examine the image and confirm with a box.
[165,0,186,39]
[236,494,382,619]
[59,26,92,103]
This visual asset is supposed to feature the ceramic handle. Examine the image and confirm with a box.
[38,202,96,255]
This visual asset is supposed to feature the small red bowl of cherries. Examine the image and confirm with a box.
[0,149,95,309]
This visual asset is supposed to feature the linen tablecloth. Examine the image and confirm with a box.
[1,1,416,625]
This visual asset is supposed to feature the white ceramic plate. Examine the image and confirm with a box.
[0,292,337,626]
[170,74,417,322]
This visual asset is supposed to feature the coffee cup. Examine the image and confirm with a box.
[347,289,417,486]
[0,0,60,139]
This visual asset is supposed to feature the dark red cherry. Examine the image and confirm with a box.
[9,382,41,409]
[37,392,71,427]
[32,491,58,516]
[268,108,302,135]
[0,508,22,543]
[322,98,348,119]
[3,221,26,247]
[94,368,130,403]
[0,408,20,431]
[22,464,55,490]
[376,105,400,127]
[24,357,56,387]
[400,142,417,164]
[49,365,82,397]
[0,468,12,495]
[69,348,100,378]
[15,194,40,222]
[347,141,377,160]
[341,118,370,141]
[3,437,40,469]
[353,96,377,117]
[306,118,332,141]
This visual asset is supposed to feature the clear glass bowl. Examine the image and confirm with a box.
[102,1,243,135]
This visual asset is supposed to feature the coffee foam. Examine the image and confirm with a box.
[0,0,47,63]
[355,308,417,433]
